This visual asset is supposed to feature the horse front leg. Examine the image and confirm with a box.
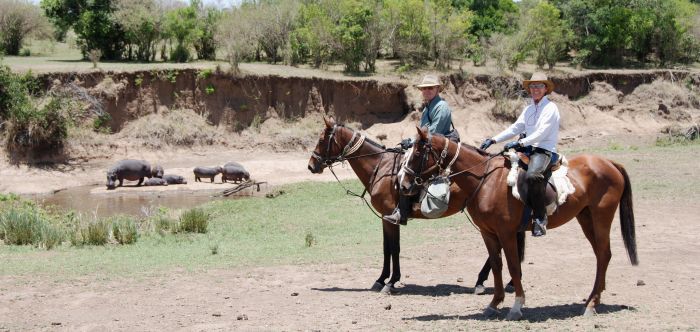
[372,221,393,291]
[481,232,505,317]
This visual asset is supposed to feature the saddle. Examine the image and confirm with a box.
[506,152,575,216]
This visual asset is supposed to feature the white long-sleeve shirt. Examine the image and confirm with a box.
[492,96,560,153]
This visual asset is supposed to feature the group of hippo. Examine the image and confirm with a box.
[105,159,249,190]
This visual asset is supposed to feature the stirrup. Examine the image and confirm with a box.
[532,218,547,237]
[382,209,402,225]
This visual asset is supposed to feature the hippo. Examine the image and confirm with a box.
[221,162,250,183]
[193,166,222,183]
[144,177,168,186]
[151,164,164,178]
[163,174,187,185]
[106,159,154,189]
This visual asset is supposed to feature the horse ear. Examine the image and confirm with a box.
[323,116,335,128]
[416,126,428,140]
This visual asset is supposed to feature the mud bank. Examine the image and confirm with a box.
[39,69,410,132]
[37,69,699,134]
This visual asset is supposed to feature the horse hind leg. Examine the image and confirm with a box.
[501,232,526,320]
[577,207,613,316]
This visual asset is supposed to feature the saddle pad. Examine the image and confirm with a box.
[506,152,576,215]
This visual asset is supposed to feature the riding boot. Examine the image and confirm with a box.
[382,195,411,225]
[526,151,551,237]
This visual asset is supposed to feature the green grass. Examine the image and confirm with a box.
[0,180,464,278]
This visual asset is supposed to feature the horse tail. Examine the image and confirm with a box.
[612,161,638,266]
[517,231,526,263]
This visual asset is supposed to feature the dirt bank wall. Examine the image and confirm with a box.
[39,69,409,132]
[38,69,698,133]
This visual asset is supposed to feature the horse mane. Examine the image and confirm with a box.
[427,133,491,157]
[336,123,386,150]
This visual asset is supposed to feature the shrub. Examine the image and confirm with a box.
[71,219,110,246]
[177,208,210,233]
[0,206,64,249]
[5,97,69,153]
[111,215,138,245]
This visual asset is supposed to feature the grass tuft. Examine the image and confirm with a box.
[177,208,210,233]
[111,215,138,245]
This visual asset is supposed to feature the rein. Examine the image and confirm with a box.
[316,124,401,219]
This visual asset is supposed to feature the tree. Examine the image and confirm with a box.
[465,0,518,38]
[216,4,259,73]
[41,0,127,60]
[426,0,473,69]
[383,0,431,67]
[520,1,570,69]
[255,0,299,64]
[290,1,336,67]
[113,0,163,61]
[333,0,376,73]
[192,0,222,61]
[0,0,52,55]
[164,4,197,62]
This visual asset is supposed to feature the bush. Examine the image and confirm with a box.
[177,208,210,233]
[5,98,70,153]
[170,45,191,63]
[0,206,64,250]
[71,219,110,246]
[111,215,138,245]
[0,66,70,154]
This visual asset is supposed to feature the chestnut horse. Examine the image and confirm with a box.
[307,117,524,293]
[400,127,638,320]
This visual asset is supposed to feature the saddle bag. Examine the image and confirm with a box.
[420,176,451,218]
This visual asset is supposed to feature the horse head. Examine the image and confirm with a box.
[399,126,457,195]
[308,116,353,174]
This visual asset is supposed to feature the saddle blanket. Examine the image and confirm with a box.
[506,151,576,215]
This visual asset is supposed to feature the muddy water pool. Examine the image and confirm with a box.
[26,185,245,218]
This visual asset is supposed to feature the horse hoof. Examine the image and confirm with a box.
[371,282,384,292]
[506,310,523,321]
[380,284,398,295]
[504,284,515,293]
[583,307,597,317]
[474,285,486,295]
[483,306,500,318]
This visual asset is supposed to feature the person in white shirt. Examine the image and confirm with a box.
[479,72,560,237]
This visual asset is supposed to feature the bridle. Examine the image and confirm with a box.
[311,124,366,167]
[402,134,460,186]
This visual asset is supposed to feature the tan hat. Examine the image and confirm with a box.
[415,74,442,88]
[523,72,555,94]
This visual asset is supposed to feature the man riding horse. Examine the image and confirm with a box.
[383,74,460,225]
[480,72,561,237]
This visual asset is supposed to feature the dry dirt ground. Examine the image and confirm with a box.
[1,139,699,331]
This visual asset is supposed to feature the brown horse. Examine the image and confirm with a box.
[307,117,524,293]
[400,126,638,319]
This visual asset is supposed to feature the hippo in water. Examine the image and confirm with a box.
[106,159,154,189]
[163,174,187,184]
[144,177,168,186]
[193,166,222,183]
[221,162,250,183]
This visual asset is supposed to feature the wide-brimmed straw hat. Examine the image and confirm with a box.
[523,72,555,94]
[415,74,442,89]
